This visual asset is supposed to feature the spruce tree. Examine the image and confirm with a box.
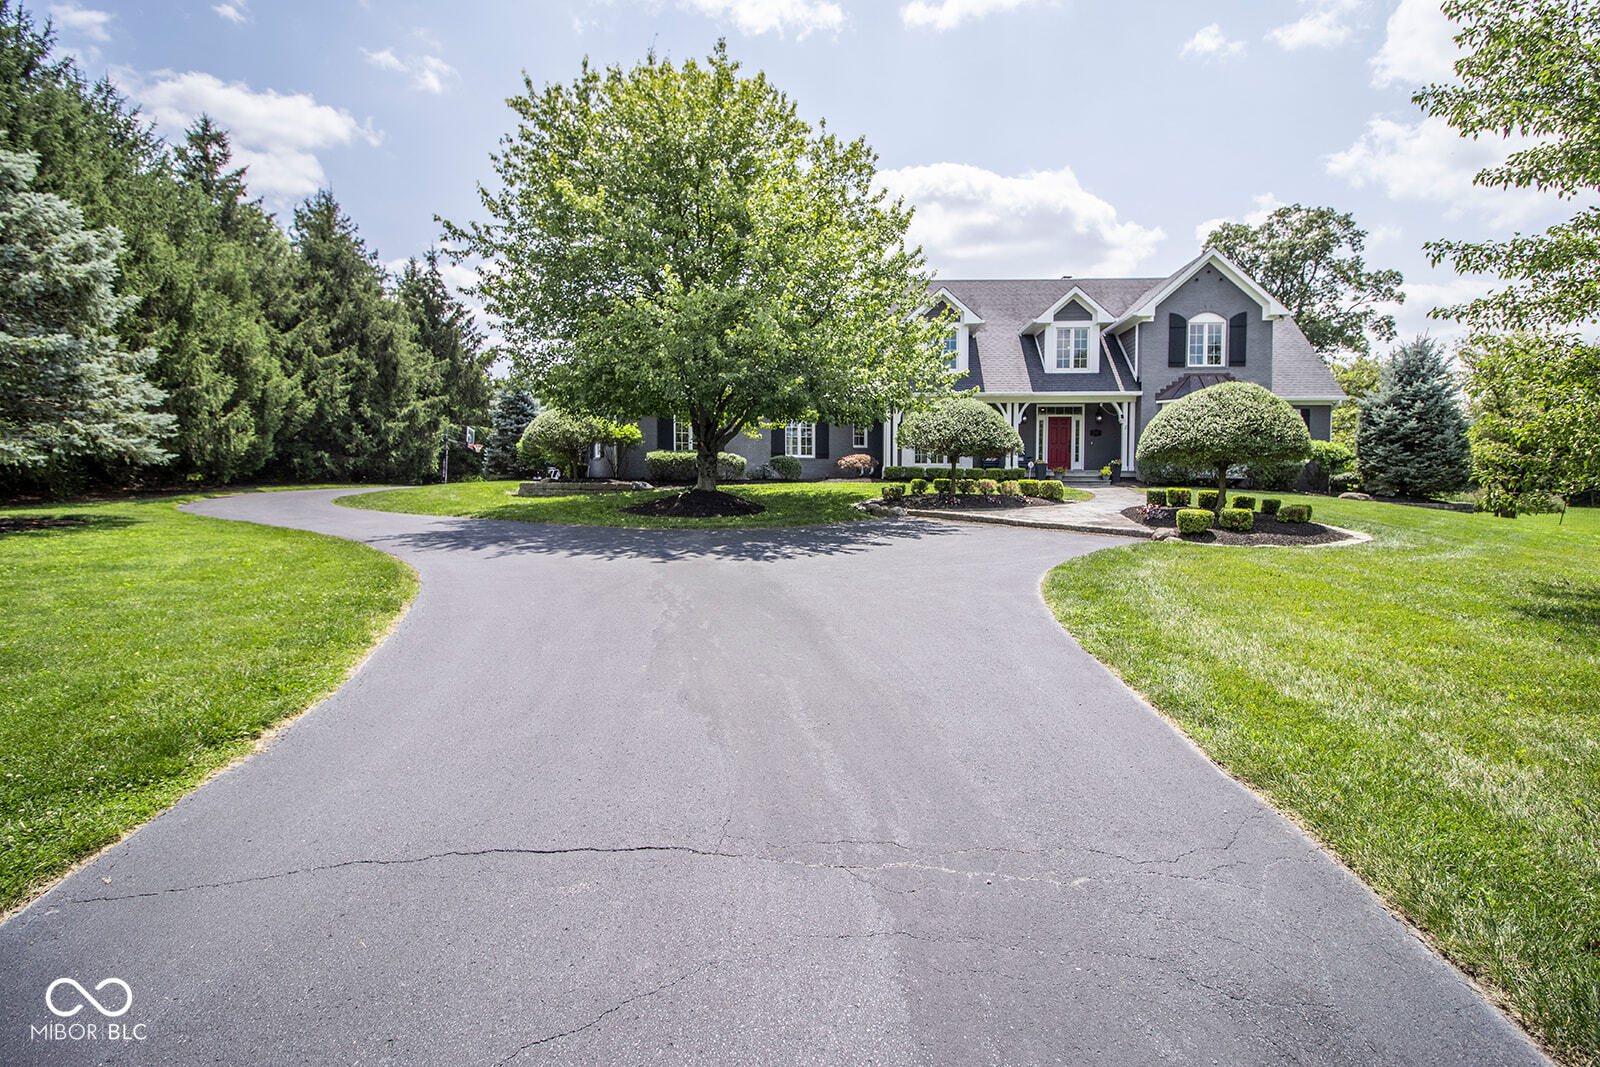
[0,150,174,470]
[1358,338,1471,497]
[483,387,541,478]
[396,250,493,428]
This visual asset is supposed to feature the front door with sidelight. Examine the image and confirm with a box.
[1045,415,1083,471]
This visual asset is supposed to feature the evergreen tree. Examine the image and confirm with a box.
[395,250,493,427]
[275,190,440,482]
[1358,338,1471,498]
[0,150,174,470]
[482,387,541,478]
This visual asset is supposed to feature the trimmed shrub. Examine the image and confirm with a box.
[978,478,998,495]
[1137,381,1313,503]
[1035,481,1066,502]
[770,454,802,481]
[1330,471,1362,492]
[1019,479,1041,496]
[1167,488,1192,507]
[1176,508,1214,534]
[719,453,747,480]
[932,477,952,493]
[1198,489,1222,510]
[1231,494,1256,511]
[899,398,1025,478]
[910,478,929,495]
[1219,507,1254,531]
[1261,497,1282,515]
[644,450,746,482]
[1145,488,1169,506]
[1000,480,1022,496]
[1245,458,1305,490]
[956,478,978,494]
[1277,504,1313,523]
[881,484,905,501]
[882,465,908,482]
[520,407,602,479]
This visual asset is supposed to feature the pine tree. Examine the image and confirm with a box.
[0,150,174,470]
[1358,338,1471,497]
[482,387,541,478]
[275,191,441,482]
[396,250,493,427]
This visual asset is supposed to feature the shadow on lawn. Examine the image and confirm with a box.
[1509,578,1600,639]
[367,514,965,564]
[0,513,137,537]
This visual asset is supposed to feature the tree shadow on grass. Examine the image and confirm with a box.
[1509,579,1600,640]
[0,514,137,537]
[366,515,968,564]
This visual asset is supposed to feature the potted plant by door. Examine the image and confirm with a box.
[1099,465,1112,482]
[1108,459,1122,484]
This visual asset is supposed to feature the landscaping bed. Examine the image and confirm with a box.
[900,492,1045,510]
[621,488,765,518]
[1122,505,1348,546]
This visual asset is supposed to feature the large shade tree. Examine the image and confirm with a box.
[897,397,1023,487]
[444,43,953,493]
[1135,382,1312,511]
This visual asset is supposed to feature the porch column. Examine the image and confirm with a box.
[1003,402,1027,466]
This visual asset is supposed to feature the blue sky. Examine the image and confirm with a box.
[45,0,1570,348]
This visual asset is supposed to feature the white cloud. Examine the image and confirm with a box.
[1193,192,1285,242]
[1181,23,1246,61]
[1371,0,1460,88]
[876,162,1165,277]
[900,0,1042,32]
[1267,0,1364,51]
[1326,115,1559,227]
[212,1,248,24]
[124,70,382,202]
[361,47,459,94]
[48,3,113,41]
[680,0,843,36]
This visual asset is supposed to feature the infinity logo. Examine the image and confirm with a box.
[45,978,132,1018]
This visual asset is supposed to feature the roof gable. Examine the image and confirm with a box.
[1112,248,1290,329]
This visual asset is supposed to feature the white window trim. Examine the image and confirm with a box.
[1042,324,1100,374]
[852,426,868,450]
[786,421,816,459]
[1187,313,1227,368]
[673,419,694,451]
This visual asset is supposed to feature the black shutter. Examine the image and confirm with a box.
[868,423,883,456]
[814,422,829,458]
[1228,312,1248,366]
[771,427,785,456]
[1168,313,1187,367]
[656,418,673,450]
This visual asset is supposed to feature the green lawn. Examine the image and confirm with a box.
[337,479,891,529]
[1042,496,1600,1064]
[0,494,416,912]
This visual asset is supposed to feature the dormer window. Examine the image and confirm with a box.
[1187,313,1226,367]
[1055,326,1091,371]
[942,329,959,368]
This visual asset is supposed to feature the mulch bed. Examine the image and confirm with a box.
[622,489,765,518]
[901,493,1051,510]
[0,516,87,535]
[1122,505,1349,546]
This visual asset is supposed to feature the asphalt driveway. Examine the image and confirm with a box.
[0,489,1545,1065]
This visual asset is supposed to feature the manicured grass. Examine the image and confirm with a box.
[0,494,416,911]
[337,480,891,529]
[1042,496,1600,1063]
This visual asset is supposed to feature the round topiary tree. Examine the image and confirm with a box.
[1135,382,1311,512]
[897,396,1023,490]
[518,407,602,479]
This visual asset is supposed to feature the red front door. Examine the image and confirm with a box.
[1046,417,1071,470]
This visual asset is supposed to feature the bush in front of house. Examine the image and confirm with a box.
[1198,489,1222,510]
[1245,458,1306,490]
[1330,471,1362,493]
[910,477,929,495]
[881,484,905,501]
[1035,481,1066,502]
[520,407,604,479]
[979,478,998,495]
[770,454,802,481]
[1146,488,1169,506]
[880,466,905,481]
[1166,487,1192,506]
[932,477,952,493]
[1177,508,1214,534]
[1261,497,1282,515]
[1136,382,1312,512]
[644,450,748,483]
[1231,494,1256,511]
[898,397,1026,487]
[1277,503,1313,523]
[1000,480,1022,496]
[1219,507,1254,531]
[836,453,874,477]
[1019,479,1041,496]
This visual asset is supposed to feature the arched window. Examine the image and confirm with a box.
[1187,313,1226,367]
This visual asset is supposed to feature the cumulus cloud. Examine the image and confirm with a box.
[1193,192,1285,243]
[680,0,843,36]
[361,47,458,94]
[876,162,1165,278]
[1180,23,1246,61]
[212,1,248,24]
[1325,115,1559,228]
[48,2,113,41]
[900,0,1043,32]
[124,69,382,202]
[1370,0,1461,88]
[1267,0,1364,51]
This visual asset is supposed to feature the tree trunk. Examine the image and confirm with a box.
[695,445,718,491]
[1216,465,1229,514]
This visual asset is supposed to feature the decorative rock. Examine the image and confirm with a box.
[1338,492,1374,501]
[1151,528,1181,541]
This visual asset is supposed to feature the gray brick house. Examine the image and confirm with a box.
[610,248,1343,479]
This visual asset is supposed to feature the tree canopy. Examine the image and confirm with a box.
[1415,0,1600,330]
[1202,204,1404,357]
[444,42,953,490]
[896,397,1023,485]
[1135,382,1311,508]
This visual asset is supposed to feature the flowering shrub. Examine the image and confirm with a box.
[836,453,874,477]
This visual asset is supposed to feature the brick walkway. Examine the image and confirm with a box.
[906,485,1150,537]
